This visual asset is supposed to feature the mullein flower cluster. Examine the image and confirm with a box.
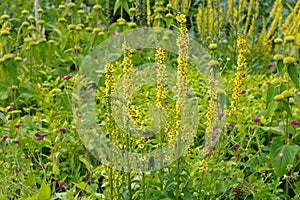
[104,63,118,146]
[155,47,167,107]
[246,0,259,37]
[229,36,247,117]
[199,158,208,172]
[172,14,189,142]
[266,0,282,40]
[244,0,254,33]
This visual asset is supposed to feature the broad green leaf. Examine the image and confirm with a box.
[266,84,277,108]
[287,64,299,88]
[0,85,8,100]
[19,83,36,99]
[73,182,92,194]
[270,137,299,177]
[264,100,278,118]
[122,0,129,15]
[113,0,122,15]
[260,126,283,135]
[58,92,71,110]
[277,60,284,76]
[38,180,51,200]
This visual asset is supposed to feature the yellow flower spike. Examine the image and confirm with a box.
[176,14,186,24]
[285,36,295,43]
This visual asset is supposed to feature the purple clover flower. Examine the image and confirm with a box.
[37,136,44,140]
[59,182,67,189]
[13,140,19,144]
[1,135,8,142]
[218,113,224,120]
[16,168,22,173]
[15,124,21,128]
[240,90,246,94]
[258,83,263,88]
[290,121,299,125]
[64,75,73,80]
[60,128,66,132]
[231,144,240,149]
[253,118,260,123]
[236,152,241,158]
[208,146,215,151]
[7,107,13,112]
[38,165,45,169]
[212,135,217,141]
[185,92,191,97]
[233,189,241,194]
[267,63,273,69]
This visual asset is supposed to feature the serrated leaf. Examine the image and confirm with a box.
[270,137,299,177]
[265,100,278,118]
[287,64,299,88]
[38,180,51,200]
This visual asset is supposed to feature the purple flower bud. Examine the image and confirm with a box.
[267,63,273,69]
[38,165,45,169]
[135,46,142,50]
[1,135,8,142]
[64,75,73,80]
[16,168,22,173]
[236,152,241,158]
[231,143,240,149]
[37,136,44,140]
[13,140,19,144]
[218,113,224,120]
[155,66,159,69]
[114,30,119,36]
[15,124,21,128]
[7,107,13,112]
[212,135,217,141]
[186,92,191,97]
[59,182,66,189]
[290,121,299,126]
[233,189,241,194]
[60,74,65,78]
[240,90,246,94]
[258,83,263,88]
[35,133,41,137]
[230,124,235,129]
[59,128,66,132]
[241,73,245,78]
[208,145,215,151]
[23,57,28,62]
[266,82,270,85]
[253,118,260,123]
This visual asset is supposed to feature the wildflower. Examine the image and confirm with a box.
[285,36,295,43]
[287,164,293,171]
[231,144,240,149]
[13,140,19,144]
[258,83,263,88]
[24,155,29,159]
[274,38,283,44]
[38,165,45,169]
[281,90,293,98]
[230,124,235,129]
[59,182,66,190]
[242,73,245,78]
[267,63,273,69]
[233,189,241,194]
[236,152,241,158]
[266,82,270,85]
[64,75,73,80]
[283,57,295,64]
[1,136,8,142]
[135,46,142,50]
[60,74,65,78]
[273,54,284,61]
[209,145,215,151]
[218,113,224,120]
[208,43,218,50]
[37,136,44,140]
[274,94,284,101]
[185,92,191,97]
[290,121,299,125]
[253,118,260,123]
[16,168,22,173]
[7,107,13,112]
[15,124,21,128]
[240,90,246,94]
[59,128,66,132]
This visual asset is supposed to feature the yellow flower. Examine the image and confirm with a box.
[273,54,284,61]
[285,36,295,43]
[274,38,283,44]
[208,43,218,50]
[176,14,186,23]
[283,57,295,64]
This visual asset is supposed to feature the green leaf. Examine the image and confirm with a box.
[38,180,51,200]
[122,0,130,15]
[0,85,8,100]
[270,137,299,177]
[264,100,278,118]
[73,182,92,194]
[266,84,277,108]
[287,64,299,88]
[58,92,71,110]
[79,155,92,171]
[282,100,292,118]
[19,83,36,99]
[260,126,283,135]
[277,60,284,76]
[113,0,122,15]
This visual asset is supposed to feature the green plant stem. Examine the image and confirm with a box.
[142,172,146,200]
[109,167,113,200]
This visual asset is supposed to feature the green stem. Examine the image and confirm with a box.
[142,172,146,200]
